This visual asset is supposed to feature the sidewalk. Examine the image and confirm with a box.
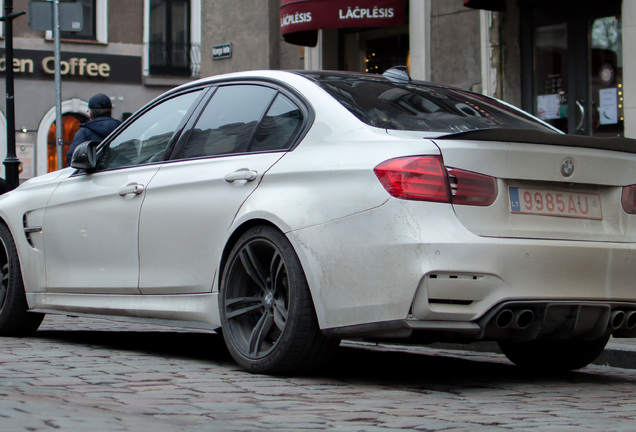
[596,338,636,369]
[426,337,636,370]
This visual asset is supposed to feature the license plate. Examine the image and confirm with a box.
[509,187,602,220]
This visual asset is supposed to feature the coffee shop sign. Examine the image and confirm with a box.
[0,49,142,84]
[0,55,111,77]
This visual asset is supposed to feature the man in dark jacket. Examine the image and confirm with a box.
[66,93,122,166]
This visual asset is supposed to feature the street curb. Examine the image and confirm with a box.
[594,342,636,370]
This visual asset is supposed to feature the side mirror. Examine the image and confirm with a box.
[70,141,99,171]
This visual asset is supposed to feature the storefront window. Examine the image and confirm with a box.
[339,29,409,74]
[365,34,409,74]
[522,1,622,136]
[591,16,623,137]
[533,23,568,132]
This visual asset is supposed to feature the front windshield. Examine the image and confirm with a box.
[303,73,556,134]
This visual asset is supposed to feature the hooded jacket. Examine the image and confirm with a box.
[66,116,122,166]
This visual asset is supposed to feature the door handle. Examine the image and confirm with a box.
[224,169,258,183]
[576,100,585,133]
[118,183,145,197]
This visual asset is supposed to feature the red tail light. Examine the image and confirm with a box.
[448,168,498,206]
[622,184,636,214]
[374,156,497,206]
[374,156,451,202]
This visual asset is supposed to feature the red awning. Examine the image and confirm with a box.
[463,0,506,12]
[280,0,407,47]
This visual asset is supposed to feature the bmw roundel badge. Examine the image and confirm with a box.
[561,158,574,177]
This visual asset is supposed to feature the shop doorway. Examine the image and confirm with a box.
[521,0,623,136]
[47,113,88,171]
[339,28,409,73]
[363,34,409,74]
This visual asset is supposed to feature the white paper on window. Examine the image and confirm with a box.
[537,94,561,120]
[599,88,618,125]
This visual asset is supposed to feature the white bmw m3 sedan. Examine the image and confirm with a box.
[2,67,636,374]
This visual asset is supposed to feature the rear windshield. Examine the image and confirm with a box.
[301,73,556,134]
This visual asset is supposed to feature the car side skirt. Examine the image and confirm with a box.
[27,292,221,330]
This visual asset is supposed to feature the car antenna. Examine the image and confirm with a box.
[382,66,411,84]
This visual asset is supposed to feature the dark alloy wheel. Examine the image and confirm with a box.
[0,263,8,309]
[498,336,610,372]
[220,225,338,374]
[0,223,44,335]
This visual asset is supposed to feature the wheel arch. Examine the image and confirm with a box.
[0,215,32,297]
[219,219,280,281]
[0,216,44,334]
[219,218,326,329]
[0,216,11,267]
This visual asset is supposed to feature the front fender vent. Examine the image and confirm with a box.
[23,213,42,248]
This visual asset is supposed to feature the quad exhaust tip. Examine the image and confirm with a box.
[626,311,636,330]
[608,310,636,331]
[610,310,626,330]
[495,309,534,330]
[495,308,636,331]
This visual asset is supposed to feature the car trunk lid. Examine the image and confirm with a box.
[429,131,636,242]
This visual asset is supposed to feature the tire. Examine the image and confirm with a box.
[0,223,44,335]
[219,225,338,374]
[498,336,609,372]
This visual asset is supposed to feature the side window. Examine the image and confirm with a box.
[99,90,201,170]
[251,94,304,152]
[180,85,277,159]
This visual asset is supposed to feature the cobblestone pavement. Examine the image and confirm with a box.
[1,314,636,431]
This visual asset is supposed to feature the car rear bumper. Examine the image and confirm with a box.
[323,300,636,342]
[289,198,636,333]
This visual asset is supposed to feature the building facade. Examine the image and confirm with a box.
[0,0,633,180]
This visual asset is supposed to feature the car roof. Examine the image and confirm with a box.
[158,69,636,154]
[170,69,447,95]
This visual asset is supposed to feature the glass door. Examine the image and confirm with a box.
[522,1,623,137]
[533,22,568,133]
[590,16,623,137]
